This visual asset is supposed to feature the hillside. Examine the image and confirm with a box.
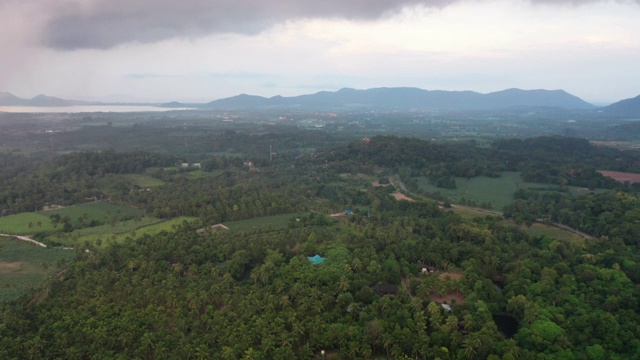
[601,94,640,117]
[192,87,595,111]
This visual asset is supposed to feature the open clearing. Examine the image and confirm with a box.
[225,213,307,232]
[429,291,465,305]
[120,173,165,187]
[0,213,55,234]
[49,216,165,247]
[112,216,198,242]
[0,237,74,302]
[418,172,584,210]
[391,192,415,202]
[38,201,144,228]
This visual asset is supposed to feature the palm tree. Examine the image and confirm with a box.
[462,336,481,360]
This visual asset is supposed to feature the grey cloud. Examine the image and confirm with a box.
[42,0,640,50]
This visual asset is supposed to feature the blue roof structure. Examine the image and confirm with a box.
[307,254,326,264]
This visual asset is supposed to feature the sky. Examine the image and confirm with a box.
[1,0,639,104]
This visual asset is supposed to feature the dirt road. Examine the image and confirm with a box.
[0,234,47,248]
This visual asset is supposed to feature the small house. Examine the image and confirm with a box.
[420,263,437,274]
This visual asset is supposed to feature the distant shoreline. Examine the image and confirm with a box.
[0,105,193,114]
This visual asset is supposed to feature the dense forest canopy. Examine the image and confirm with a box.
[2,123,640,359]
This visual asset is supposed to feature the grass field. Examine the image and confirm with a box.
[0,236,74,302]
[38,201,145,228]
[0,213,55,234]
[417,172,559,210]
[112,216,198,242]
[120,174,165,187]
[183,170,214,179]
[224,213,307,232]
[48,217,164,246]
[524,223,584,243]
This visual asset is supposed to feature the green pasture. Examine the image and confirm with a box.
[38,201,144,228]
[112,216,198,242]
[183,170,213,179]
[224,213,307,232]
[48,217,164,247]
[524,223,584,243]
[0,236,74,302]
[0,213,55,234]
[120,173,165,187]
[417,172,558,210]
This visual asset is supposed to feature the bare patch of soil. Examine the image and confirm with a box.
[429,291,465,305]
[0,261,25,273]
[598,170,640,184]
[439,272,463,280]
[391,192,415,202]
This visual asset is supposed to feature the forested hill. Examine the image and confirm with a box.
[601,94,640,117]
[170,87,595,111]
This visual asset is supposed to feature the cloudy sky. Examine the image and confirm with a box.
[1,0,639,104]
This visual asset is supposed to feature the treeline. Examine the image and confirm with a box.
[127,173,312,222]
[0,151,174,213]
[504,189,640,247]
[326,135,640,190]
[490,137,639,188]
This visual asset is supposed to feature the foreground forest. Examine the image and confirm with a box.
[2,129,640,359]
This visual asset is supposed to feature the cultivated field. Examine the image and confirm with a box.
[598,170,640,184]
[0,237,74,302]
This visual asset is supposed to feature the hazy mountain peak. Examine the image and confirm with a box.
[204,87,595,111]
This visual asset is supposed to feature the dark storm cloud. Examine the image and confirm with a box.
[42,0,640,50]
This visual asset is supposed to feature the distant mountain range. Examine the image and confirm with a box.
[164,88,595,111]
[0,92,84,107]
[2,88,640,115]
[600,95,640,117]
[163,87,597,111]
